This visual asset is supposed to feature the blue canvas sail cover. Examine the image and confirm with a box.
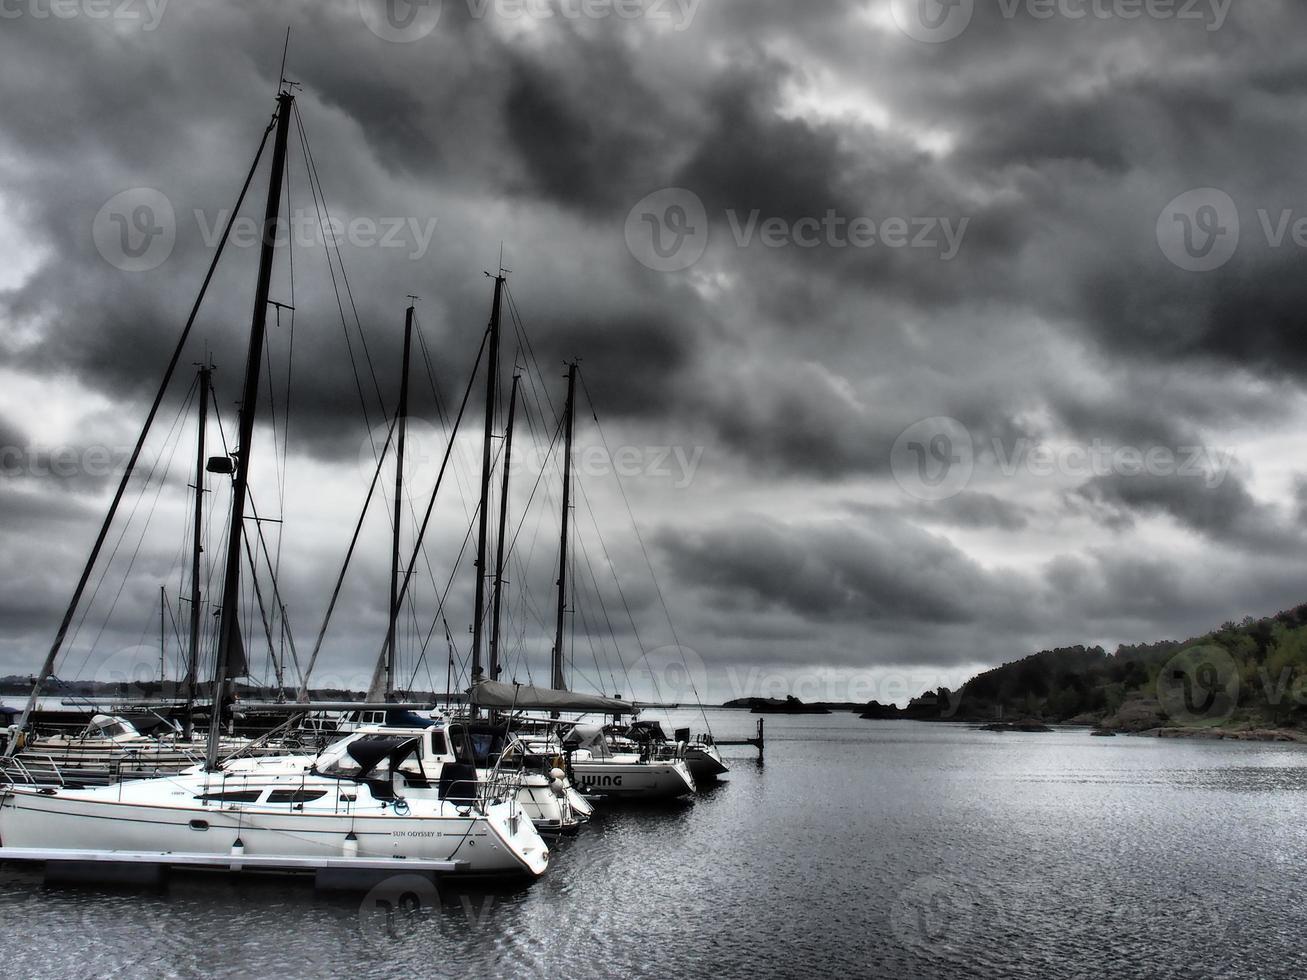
[468,679,635,714]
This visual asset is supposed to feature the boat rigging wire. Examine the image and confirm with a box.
[8,110,280,744]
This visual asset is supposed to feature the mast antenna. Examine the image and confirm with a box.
[278,28,291,93]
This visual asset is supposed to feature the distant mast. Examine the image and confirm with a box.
[488,373,520,682]
[183,363,210,738]
[470,274,505,703]
[384,303,415,702]
[158,585,167,687]
[551,362,578,691]
[205,89,295,769]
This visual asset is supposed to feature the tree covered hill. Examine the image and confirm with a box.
[865,603,1307,731]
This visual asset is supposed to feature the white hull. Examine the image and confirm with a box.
[515,776,584,834]
[685,744,730,782]
[569,759,696,800]
[214,751,586,835]
[0,778,548,879]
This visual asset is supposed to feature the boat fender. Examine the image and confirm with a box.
[343,832,359,859]
[550,778,566,798]
[230,838,245,857]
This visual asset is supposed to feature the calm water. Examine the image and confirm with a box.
[2,711,1305,978]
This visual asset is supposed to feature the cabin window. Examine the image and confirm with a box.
[194,790,263,803]
[266,789,328,805]
[429,732,448,756]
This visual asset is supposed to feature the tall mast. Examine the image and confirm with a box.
[183,364,209,737]
[551,362,577,691]
[488,373,520,681]
[384,303,415,701]
[159,585,166,687]
[205,90,294,769]
[470,274,504,697]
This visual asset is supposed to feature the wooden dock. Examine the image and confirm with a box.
[0,846,470,889]
[710,718,765,759]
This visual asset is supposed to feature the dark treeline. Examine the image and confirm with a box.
[861,603,1307,730]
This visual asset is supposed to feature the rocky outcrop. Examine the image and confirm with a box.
[1137,727,1307,742]
[979,720,1055,733]
[1099,698,1166,733]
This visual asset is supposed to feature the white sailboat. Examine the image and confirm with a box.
[217,711,590,836]
[0,733,548,878]
[471,680,697,802]
[462,360,698,802]
[0,86,550,882]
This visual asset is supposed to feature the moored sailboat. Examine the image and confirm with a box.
[0,85,551,882]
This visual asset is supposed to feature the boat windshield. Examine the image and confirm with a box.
[447,724,510,767]
[318,735,419,780]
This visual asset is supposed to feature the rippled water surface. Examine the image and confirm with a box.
[3,712,1306,978]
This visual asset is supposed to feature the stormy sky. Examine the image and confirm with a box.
[3,0,1307,705]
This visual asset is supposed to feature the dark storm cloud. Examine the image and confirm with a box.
[5,0,1307,694]
[1070,470,1296,552]
[658,511,1037,627]
[923,491,1031,532]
